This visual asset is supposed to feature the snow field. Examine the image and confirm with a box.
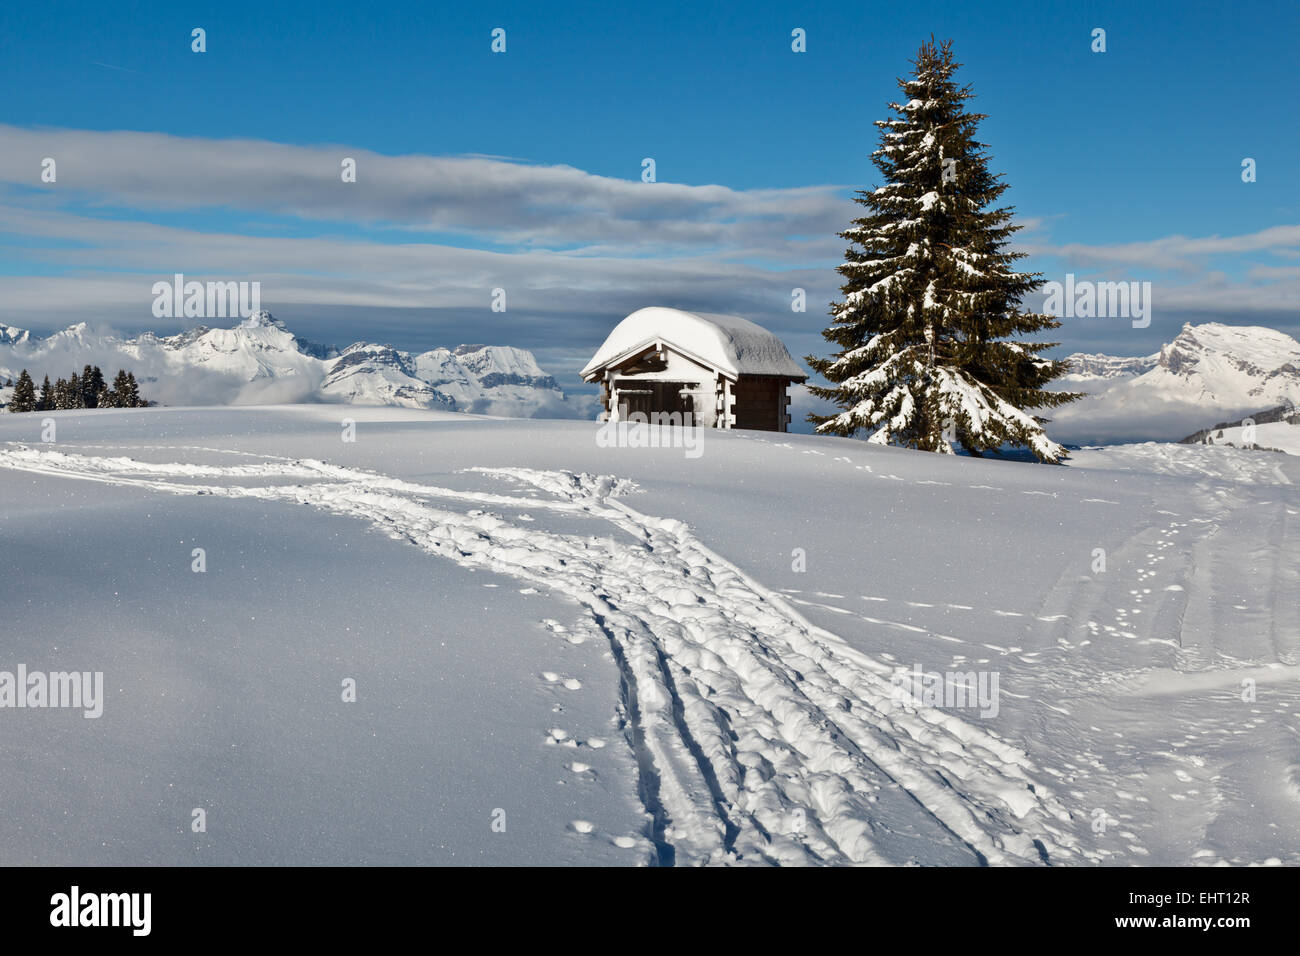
[3,407,1298,865]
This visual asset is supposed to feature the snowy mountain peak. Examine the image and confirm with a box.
[48,321,94,340]
[1156,322,1300,385]
[238,310,287,331]
[1064,351,1159,380]
[1053,321,1300,443]
[1065,322,1300,395]
[0,323,31,347]
[328,342,413,374]
[450,344,549,381]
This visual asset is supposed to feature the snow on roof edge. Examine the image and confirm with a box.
[582,307,807,380]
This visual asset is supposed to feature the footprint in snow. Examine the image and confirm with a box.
[541,672,583,690]
[541,618,586,645]
[546,728,603,749]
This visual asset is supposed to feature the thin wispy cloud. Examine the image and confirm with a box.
[90,62,144,75]
[1025,225,1300,273]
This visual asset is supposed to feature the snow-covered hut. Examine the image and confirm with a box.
[581,307,807,431]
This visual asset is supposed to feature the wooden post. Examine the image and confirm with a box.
[715,376,735,429]
[606,371,621,422]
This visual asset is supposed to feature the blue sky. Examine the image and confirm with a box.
[1,0,1297,388]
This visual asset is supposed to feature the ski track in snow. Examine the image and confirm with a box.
[736,435,1300,864]
[0,443,1084,866]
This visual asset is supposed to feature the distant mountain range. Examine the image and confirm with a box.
[5,315,1299,445]
[1049,322,1300,445]
[0,312,586,418]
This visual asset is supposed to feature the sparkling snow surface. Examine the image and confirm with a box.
[2,406,1298,866]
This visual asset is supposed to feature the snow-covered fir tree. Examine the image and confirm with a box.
[108,369,126,407]
[110,368,141,407]
[8,370,36,413]
[63,372,84,409]
[81,365,105,409]
[807,39,1079,462]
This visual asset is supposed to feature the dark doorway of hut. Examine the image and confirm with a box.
[615,380,696,424]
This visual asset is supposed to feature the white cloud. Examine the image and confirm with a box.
[0,124,852,254]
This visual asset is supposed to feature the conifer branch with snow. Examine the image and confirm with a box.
[807,39,1080,462]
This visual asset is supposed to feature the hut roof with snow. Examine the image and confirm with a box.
[582,307,807,432]
[582,307,806,381]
